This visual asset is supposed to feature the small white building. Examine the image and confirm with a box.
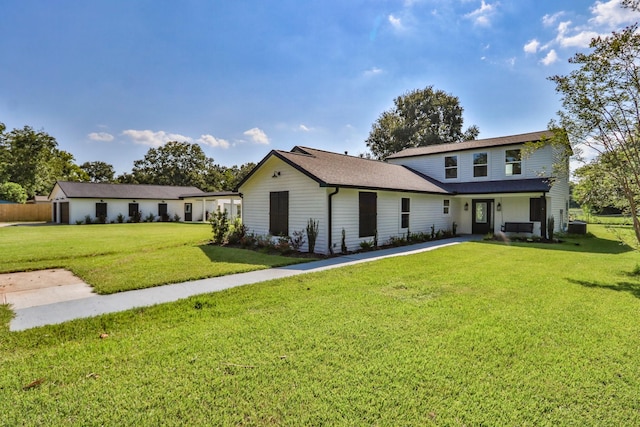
[48,181,241,224]
[237,130,571,254]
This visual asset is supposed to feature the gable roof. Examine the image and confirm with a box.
[52,181,204,200]
[238,146,450,194]
[385,130,554,160]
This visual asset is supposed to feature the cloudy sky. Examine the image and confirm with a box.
[1,0,639,174]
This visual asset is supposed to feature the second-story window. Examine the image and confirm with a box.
[445,156,457,179]
[473,152,488,177]
[505,149,522,176]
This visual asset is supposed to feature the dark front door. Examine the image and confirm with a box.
[472,199,493,235]
[60,202,70,224]
[184,203,192,222]
[158,203,168,222]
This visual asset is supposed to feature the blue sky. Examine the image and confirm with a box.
[1,0,639,174]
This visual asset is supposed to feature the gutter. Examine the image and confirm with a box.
[328,187,340,254]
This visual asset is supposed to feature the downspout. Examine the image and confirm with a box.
[328,187,340,254]
[238,193,243,221]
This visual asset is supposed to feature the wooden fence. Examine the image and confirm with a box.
[0,204,51,222]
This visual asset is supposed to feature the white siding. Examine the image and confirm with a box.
[54,199,186,224]
[330,189,454,253]
[387,144,557,182]
[240,156,328,253]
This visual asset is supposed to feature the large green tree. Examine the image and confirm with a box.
[0,182,28,203]
[81,161,115,183]
[130,141,221,190]
[549,16,640,245]
[573,158,629,215]
[366,86,479,159]
[0,125,85,198]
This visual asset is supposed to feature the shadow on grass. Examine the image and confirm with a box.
[479,235,634,255]
[568,278,640,299]
[198,244,314,268]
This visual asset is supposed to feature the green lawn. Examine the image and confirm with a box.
[0,223,310,294]
[1,225,640,425]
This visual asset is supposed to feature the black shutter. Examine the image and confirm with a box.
[359,192,377,237]
[270,191,289,235]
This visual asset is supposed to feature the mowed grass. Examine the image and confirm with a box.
[0,223,310,293]
[1,225,640,425]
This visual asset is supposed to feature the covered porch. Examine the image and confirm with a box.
[181,192,242,223]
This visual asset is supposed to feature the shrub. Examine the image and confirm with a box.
[341,229,348,254]
[144,212,156,222]
[452,222,457,236]
[359,239,375,251]
[210,208,230,245]
[276,236,293,254]
[97,214,107,224]
[290,230,306,251]
[131,211,142,223]
[84,215,93,225]
[547,216,555,241]
[430,224,436,240]
[116,213,125,223]
[173,213,181,222]
[306,218,319,253]
[226,218,247,245]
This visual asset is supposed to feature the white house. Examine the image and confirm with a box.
[237,130,571,254]
[48,181,241,224]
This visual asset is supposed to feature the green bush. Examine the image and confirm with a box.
[209,208,230,245]
[306,218,319,253]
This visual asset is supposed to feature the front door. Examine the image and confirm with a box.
[184,203,192,222]
[472,199,493,235]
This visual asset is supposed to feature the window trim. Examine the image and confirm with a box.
[473,152,488,178]
[401,197,410,229]
[444,155,458,179]
[505,148,522,176]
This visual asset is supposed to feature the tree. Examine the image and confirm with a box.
[81,161,115,183]
[219,162,256,191]
[0,182,28,203]
[130,141,221,190]
[549,20,640,245]
[365,86,479,159]
[573,159,628,214]
[0,125,84,198]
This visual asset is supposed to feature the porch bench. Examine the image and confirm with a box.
[501,222,534,233]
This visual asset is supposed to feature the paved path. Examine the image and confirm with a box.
[9,236,477,331]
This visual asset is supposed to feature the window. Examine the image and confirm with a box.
[443,199,450,215]
[128,203,139,217]
[530,198,543,221]
[445,156,457,179]
[270,191,289,236]
[505,149,522,176]
[473,152,488,177]
[401,197,410,229]
[359,192,377,237]
[95,202,107,219]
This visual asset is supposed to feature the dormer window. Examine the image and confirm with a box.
[473,152,488,177]
[505,149,522,175]
[444,156,457,179]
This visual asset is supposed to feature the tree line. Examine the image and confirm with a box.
[0,124,255,203]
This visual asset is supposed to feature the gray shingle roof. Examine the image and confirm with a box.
[53,181,204,199]
[272,147,451,194]
[385,130,554,159]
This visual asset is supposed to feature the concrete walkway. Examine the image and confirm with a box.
[9,236,477,331]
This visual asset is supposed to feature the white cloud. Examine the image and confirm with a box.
[465,0,499,27]
[388,14,403,30]
[197,134,230,149]
[555,20,599,48]
[122,129,192,147]
[590,0,640,28]
[523,39,540,54]
[363,67,383,77]
[541,49,559,65]
[88,132,114,142]
[243,127,270,145]
[542,12,564,27]
[298,124,312,132]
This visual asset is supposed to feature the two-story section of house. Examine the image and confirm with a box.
[386,130,571,237]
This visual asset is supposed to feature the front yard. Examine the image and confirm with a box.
[0,223,310,294]
[1,224,640,425]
